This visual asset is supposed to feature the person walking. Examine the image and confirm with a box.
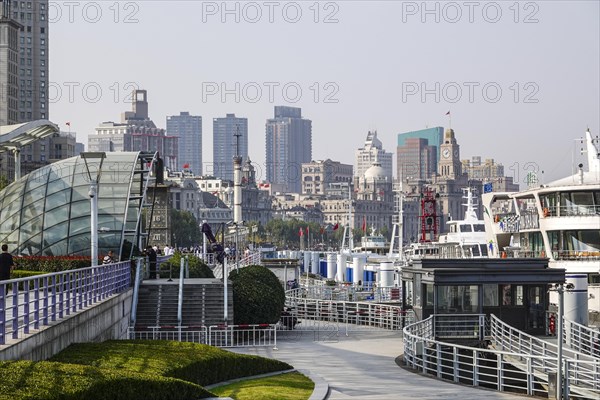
[102,250,115,265]
[0,244,15,281]
[146,246,158,279]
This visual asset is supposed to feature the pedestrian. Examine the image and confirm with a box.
[102,250,115,265]
[0,244,15,281]
[146,245,158,279]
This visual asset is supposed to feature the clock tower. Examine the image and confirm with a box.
[438,128,462,179]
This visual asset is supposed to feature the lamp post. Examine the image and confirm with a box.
[81,152,106,267]
[550,282,574,400]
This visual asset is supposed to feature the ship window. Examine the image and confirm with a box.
[474,224,485,232]
[479,244,488,256]
[436,285,479,313]
[460,225,472,232]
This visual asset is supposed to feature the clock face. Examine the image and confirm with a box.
[453,149,459,157]
[442,148,450,159]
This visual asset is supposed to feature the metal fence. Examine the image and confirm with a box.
[0,261,131,345]
[128,324,277,348]
[564,318,600,358]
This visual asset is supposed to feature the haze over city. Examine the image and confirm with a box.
[48,1,600,183]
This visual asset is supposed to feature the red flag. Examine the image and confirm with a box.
[299,227,304,237]
[361,216,366,233]
[183,163,190,169]
[445,111,450,116]
[333,223,339,231]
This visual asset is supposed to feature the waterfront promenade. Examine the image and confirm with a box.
[229,329,524,399]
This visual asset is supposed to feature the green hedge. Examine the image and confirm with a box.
[14,256,91,273]
[51,340,292,387]
[229,265,286,325]
[0,360,214,400]
[162,253,214,279]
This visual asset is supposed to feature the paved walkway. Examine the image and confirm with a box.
[228,330,524,399]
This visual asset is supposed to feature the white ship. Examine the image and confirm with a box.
[482,129,600,316]
[404,187,489,260]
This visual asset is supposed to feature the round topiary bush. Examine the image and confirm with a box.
[229,265,285,325]
[163,253,214,279]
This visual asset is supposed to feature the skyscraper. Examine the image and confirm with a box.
[0,0,51,180]
[0,0,20,126]
[167,112,202,175]
[212,113,248,181]
[397,127,443,180]
[265,106,312,193]
[355,130,393,179]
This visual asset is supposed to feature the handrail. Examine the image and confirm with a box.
[177,256,187,327]
[564,318,600,358]
[130,258,144,327]
[404,315,600,398]
[0,261,131,345]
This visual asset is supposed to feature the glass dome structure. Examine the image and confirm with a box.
[0,151,158,259]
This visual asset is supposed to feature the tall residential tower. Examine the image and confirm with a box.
[167,112,202,174]
[265,106,312,193]
[212,113,248,181]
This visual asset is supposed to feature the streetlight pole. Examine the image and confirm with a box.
[81,152,106,267]
[557,284,564,400]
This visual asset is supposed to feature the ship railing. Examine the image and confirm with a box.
[552,250,600,261]
[543,205,600,217]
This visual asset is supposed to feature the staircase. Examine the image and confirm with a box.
[133,280,233,330]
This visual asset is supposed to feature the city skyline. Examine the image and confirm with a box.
[46,1,599,184]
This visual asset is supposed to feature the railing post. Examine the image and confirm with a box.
[43,276,49,325]
[24,283,30,334]
[497,353,503,391]
[0,284,5,345]
[473,349,479,386]
[11,282,18,339]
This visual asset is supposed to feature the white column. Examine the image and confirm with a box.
[90,180,98,266]
[353,256,366,285]
[336,254,346,282]
[233,156,242,223]
[311,252,320,275]
[326,253,337,280]
[13,147,21,181]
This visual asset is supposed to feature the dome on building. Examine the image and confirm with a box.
[363,163,387,180]
[0,151,158,258]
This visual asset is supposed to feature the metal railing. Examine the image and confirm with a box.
[489,314,600,395]
[564,318,600,358]
[543,205,600,217]
[129,325,207,343]
[404,316,600,398]
[1,261,131,345]
[434,314,486,340]
[177,256,188,327]
[552,250,600,261]
[289,285,402,304]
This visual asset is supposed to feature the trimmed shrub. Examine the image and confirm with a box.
[229,265,286,325]
[0,360,214,400]
[13,256,91,273]
[51,340,292,387]
[162,253,214,279]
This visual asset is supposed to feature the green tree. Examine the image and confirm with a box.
[170,209,202,248]
[229,265,285,324]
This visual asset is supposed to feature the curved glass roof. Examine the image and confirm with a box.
[0,151,157,259]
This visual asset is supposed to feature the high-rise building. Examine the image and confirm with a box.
[396,126,444,179]
[0,0,52,180]
[88,90,179,169]
[0,0,20,126]
[212,113,248,181]
[355,130,393,180]
[265,106,312,193]
[167,112,202,175]
[397,138,437,181]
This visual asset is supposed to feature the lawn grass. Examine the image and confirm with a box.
[51,340,293,386]
[211,371,314,400]
[0,360,213,400]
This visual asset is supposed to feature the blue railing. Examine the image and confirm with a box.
[0,261,131,345]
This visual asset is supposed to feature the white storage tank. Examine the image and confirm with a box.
[379,261,394,288]
[311,252,320,275]
[352,255,366,285]
[326,253,337,280]
[336,254,346,282]
[564,274,588,326]
[303,251,311,274]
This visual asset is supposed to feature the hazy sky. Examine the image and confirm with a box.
[49,0,599,184]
